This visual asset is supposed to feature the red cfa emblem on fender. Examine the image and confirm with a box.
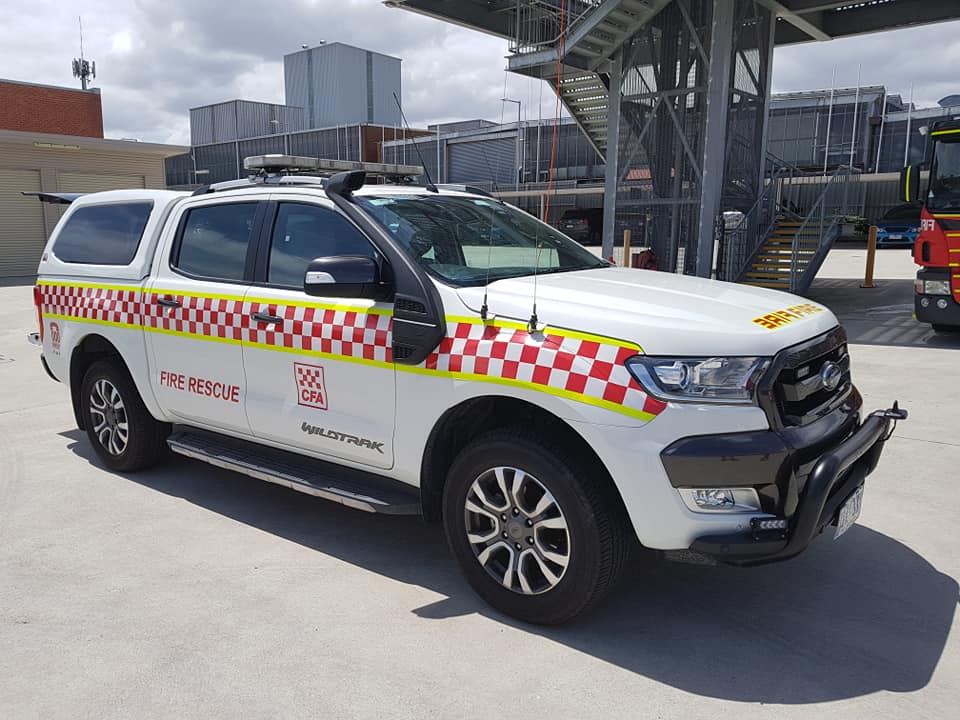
[294,362,327,410]
[49,322,61,353]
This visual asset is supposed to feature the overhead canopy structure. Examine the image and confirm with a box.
[389,0,960,47]
[387,0,960,281]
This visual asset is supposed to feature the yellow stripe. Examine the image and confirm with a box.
[950,263,960,267]
[933,214,960,219]
[42,288,657,421]
[445,314,642,352]
[932,128,960,137]
[950,249,960,253]
[905,165,912,202]
[37,282,392,316]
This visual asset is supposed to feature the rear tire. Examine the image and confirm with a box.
[80,358,169,472]
[442,428,631,624]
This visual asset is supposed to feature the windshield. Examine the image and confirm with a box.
[928,139,960,211]
[356,194,609,287]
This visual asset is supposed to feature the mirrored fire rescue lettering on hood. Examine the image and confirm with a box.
[301,422,384,454]
[752,303,825,330]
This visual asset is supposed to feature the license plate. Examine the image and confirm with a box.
[887,234,902,240]
[834,486,864,539]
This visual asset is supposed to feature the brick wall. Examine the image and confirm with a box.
[0,80,104,138]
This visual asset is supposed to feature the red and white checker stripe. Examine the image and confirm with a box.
[427,321,666,418]
[37,283,666,420]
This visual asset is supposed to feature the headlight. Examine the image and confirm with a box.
[918,279,951,295]
[626,356,770,403]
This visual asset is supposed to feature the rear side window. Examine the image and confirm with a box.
[174,203,258,281]
[53,202,153,265]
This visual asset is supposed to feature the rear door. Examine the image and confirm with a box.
[144,197,265,434]
[241,195,396,469]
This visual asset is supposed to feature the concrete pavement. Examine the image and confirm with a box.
[1,250,957,719]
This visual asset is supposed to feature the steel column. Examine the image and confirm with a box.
[602,50,623,260]
[695,0,735,278]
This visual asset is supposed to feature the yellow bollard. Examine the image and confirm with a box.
[862,225,877,288]
[622,228,631,267]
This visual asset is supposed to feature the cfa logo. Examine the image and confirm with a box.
[921,218,936,232]
[294,362,328,410]
[49,322,61,354]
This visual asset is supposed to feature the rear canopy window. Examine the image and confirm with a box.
[52,202,153,265]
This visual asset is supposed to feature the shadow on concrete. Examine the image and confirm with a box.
[60,429,957,705]
[809,278,960,349]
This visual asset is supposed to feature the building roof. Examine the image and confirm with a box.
[0,127,188,156]
[283,42,402,63]
[0,77,100,95]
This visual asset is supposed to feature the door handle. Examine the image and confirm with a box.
[157,296,181,308]
[251,310,284,325]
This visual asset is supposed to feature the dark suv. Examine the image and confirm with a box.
[559,208,603,245]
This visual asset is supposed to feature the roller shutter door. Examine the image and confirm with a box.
[447,138,515,185]
[0,169,46,278]
[58,173,146,193]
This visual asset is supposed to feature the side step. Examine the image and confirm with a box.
[167,429,420,515]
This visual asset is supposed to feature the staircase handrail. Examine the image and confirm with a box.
[510,0,604,55]
[789,165,860,292]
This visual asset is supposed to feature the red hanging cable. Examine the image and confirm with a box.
[542,0,566,224]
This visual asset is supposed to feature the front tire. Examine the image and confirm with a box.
[80,358,169,472]
[442,429,631,624]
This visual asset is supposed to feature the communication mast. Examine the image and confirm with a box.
[71,16,96,90]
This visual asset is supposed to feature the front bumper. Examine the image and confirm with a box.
[665,403,905,565]
[915,268,960,326]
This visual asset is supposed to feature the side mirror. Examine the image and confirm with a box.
[900,165,920,203]
[303,255,387,299]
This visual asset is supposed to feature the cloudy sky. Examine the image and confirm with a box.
[2,0,959,146]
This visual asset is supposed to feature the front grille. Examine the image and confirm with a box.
[772,328,851,427]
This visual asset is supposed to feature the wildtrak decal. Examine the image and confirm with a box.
[301,422,384,454]
[752,303,825,330]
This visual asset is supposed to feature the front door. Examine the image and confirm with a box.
[145,198,263,434]
[242,197,396,469]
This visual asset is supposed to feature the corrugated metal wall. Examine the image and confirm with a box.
[191,101,306,145]
[448,137,515,186]
[284,50,312,127]
[371,51,401,127]
[284,44,401,129]
[0,139,171,277]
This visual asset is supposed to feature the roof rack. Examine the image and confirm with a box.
[193,154,425,196]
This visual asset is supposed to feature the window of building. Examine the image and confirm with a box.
[174,203,258,281]
[267,203,376,287]
[52,202,153,265]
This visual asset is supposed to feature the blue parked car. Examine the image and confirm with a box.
[876,202,921,247]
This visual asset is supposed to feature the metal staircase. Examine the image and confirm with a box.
[509,0,673,158]
[736,166,861,294]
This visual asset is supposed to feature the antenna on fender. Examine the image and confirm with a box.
[393,93,438,193]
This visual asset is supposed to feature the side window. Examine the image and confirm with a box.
[53,202,153,265]
[268,203,376,287]
[174,203,258,281]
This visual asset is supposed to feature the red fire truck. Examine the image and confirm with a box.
[904,119,960,332]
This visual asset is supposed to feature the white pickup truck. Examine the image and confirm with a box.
[29,156,905,624]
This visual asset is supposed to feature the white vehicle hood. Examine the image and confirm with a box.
[454,267,839,356]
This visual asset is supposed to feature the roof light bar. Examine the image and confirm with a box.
[243,154,423,178]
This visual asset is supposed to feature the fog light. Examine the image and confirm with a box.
[751,518,788,531]
[920,297,930,308]
[937,298,949,309]
[679,488,761,513]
